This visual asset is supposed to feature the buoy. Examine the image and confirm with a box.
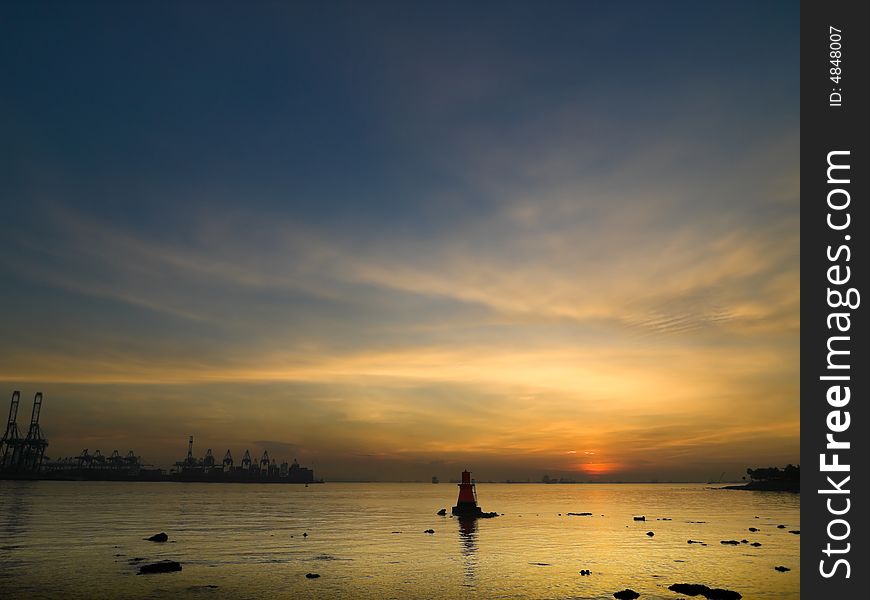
[451,470,498,518]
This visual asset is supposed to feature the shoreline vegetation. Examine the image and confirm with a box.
[720,465,800,493]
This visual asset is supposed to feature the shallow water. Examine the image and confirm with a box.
[0,481,799,599]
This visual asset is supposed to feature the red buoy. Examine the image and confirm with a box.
[451,470,498,518]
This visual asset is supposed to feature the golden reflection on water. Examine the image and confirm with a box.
[0,482,799,599]
[458,517,478,584]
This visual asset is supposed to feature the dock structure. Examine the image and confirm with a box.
[1,391,48,474]
[1,393,318,483]
[172,435,315,483]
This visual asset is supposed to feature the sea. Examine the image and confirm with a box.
[0,481,799,599]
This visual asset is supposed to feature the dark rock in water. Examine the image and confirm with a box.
[633,516,645,521]
[186,585,220,591]
[568,512,593,516]
[646,531,655,537]
[720,540,740,545]
[613,589,640,599]
[687,540,703,544]
[145,532,168,542]
[437,508,447,516]
[305,573,320,579]
[579,569,592,576]
[669,583,713,596]
[748,527,759,532]
[777,524,786,529]
[302,533,308,537]
[774,566,790,572]
[424,529,435,534]
[750,542,762,547]
[138,560,182,575]
[788,530,800,535]
[391,531,402,534]
[740,540,749,544]
[668,583,742,599]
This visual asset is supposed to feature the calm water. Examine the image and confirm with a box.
[0,482,799,599]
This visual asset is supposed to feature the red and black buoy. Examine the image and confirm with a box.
[451,470,498,518]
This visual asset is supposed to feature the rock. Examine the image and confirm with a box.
[720,540,740,545]
[750,542,762,547]
[788,530,800,535]
[186,585,220,591]
[145,532,168,542]
[748,527,759,532]
[633,516,645,521]
[391,531,402,534]
[668,583,742,599]
[774,566,790,572]
[613,589,640,599]
[687,540,703,544]
[646,531,655,537]
[127,557,145,564]
[138,560,182,575]
[437,508,447,515]
[777,524,786,529]
[424,529,435,534]
[669,584,711,596]
[302,533,308,537]
[305,573,320,579]
[568,512,593,516]
[579,569,592,576]
[740,540,748,544]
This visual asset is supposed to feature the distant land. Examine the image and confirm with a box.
[721,465,800,493]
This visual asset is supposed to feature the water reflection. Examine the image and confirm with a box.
[457,517,478,584]
[0,482,34,577]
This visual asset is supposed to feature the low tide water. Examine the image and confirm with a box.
[0,481,799,599]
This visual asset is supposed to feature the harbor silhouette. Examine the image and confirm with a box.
[1,391,316,484]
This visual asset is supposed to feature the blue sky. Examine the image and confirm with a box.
[0,1,799,480]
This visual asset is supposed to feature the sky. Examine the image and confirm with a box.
[0,1,799,481]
